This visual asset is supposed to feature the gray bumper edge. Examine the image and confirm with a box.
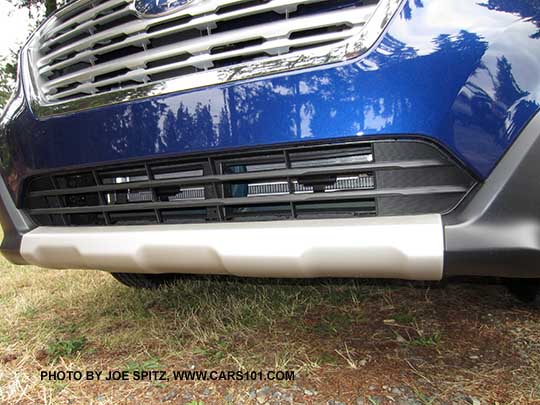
[444,111,540,278]
[0,176,32,265]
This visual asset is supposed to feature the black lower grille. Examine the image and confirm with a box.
[22,140,476,227]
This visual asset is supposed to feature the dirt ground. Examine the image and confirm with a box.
[0,258,539,404]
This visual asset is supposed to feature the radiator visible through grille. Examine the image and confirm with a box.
[22,140,476,227]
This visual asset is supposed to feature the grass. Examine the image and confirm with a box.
[408,333,441,347]
[0,248,539,403]
[392,312,415,324]
[124,358,163,373]
[47,337,87,363]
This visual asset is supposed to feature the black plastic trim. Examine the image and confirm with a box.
[27,186,468,216]
[27,159,449,198]
[22,138,475,226]
[15,135,480,206]
[0,175,33,264]
[443,112,540,278]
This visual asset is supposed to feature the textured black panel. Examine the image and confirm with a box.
[376,166,472,189]
[22,139,476,226]
[378,194,465,216]
[374,141,445,162]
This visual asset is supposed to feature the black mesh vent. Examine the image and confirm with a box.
[22,140,476,227]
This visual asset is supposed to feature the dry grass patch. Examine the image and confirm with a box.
[0,255,539,403]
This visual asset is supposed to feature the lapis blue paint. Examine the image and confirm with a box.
[2,0,540,199]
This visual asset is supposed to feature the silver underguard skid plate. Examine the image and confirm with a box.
[21,214,444,280]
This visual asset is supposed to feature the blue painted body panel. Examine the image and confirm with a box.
[1,0,540,199]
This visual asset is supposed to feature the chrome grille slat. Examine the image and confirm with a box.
[47,0,102,31]
[49,29,362,99]
[25,0,403,115]
[38,0,333,68]
[38,0,371,76]
[42,0,132,47]
[44,8,137,56]
[42,7,372,97]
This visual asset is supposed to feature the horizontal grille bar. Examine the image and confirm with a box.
[26,186,468,216]
[39,0,372,69]
[42,7,373,98]
[22,140,477,227]
[41,0,132,47]
[27,159,450,198]
[46,31,356,99]
[25,0,402,114]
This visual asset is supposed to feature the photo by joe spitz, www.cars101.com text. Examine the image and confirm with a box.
[1,0,540,301]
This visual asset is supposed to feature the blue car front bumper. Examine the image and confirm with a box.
[1,0,540,278]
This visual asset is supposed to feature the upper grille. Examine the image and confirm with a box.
[22,140,477,227]
[24,0,402,115]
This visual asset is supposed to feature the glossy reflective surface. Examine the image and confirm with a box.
[27,0,400,115]
[134,0,195,16]
[2,0,540,200]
